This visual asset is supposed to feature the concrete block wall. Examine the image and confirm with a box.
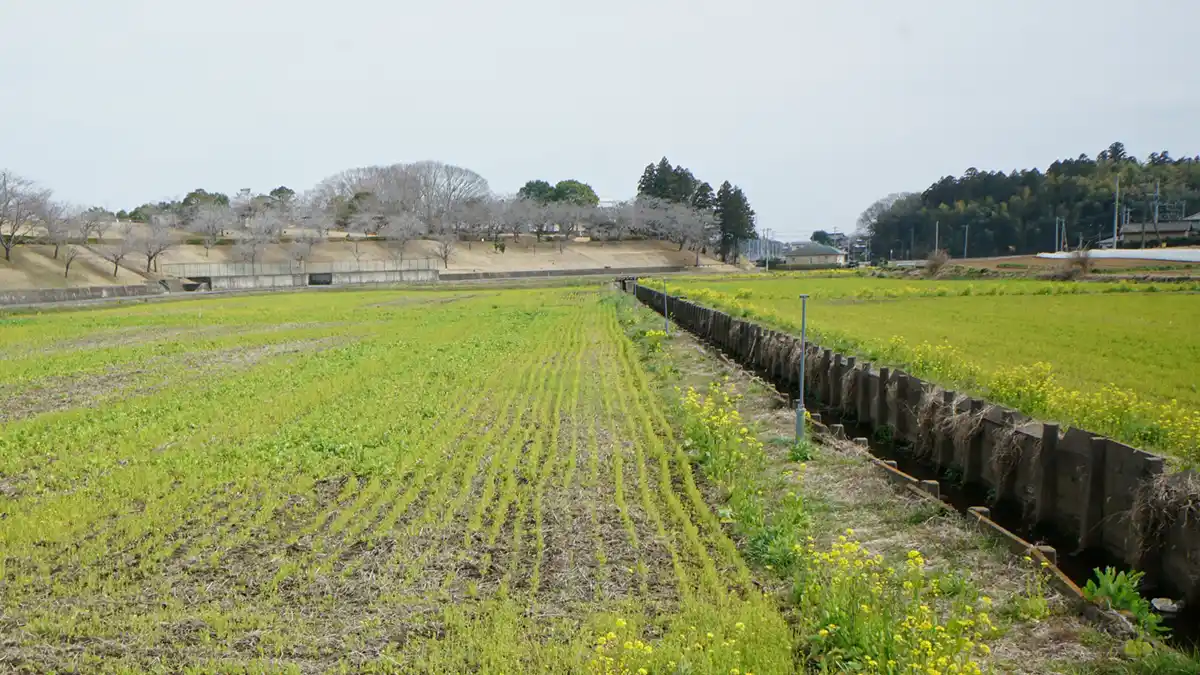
[0,283,165,306]
[629,281,1200,602]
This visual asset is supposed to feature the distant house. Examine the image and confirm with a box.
[782,242,847,268]
[1112,212,1200,245]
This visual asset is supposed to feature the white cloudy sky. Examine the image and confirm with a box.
[2,0,1198,240]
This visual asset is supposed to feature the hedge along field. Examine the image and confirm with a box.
[0,289,791,673]
[665,275,1200,462]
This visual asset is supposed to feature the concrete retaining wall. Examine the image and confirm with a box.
[442,265,688,281]
[0,283,165,306]
[210,274,305,290]
[627,280,1200,603]
[208,269,438,290]
[332,269,438,284]
[162,259,438,278]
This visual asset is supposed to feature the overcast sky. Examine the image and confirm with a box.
[2,1,1198,240]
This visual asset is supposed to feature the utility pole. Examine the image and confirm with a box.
[1141,202,1146,248]
[1112,175,1120,249]
[1152,181,1162,245]
[1054,217,1059,253]
[964,223,970,259]
[934,220,939,252]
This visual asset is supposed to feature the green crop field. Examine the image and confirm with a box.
[8,285,1195,674]
[0,289,794,673]
[666,275,1200,461]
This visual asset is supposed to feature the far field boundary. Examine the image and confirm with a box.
[0,264,710,312]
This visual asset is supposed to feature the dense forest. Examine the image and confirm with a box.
[860,142,1200,260]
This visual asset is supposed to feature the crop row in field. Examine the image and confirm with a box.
[0,289,792,672]
[664,276,1200,461]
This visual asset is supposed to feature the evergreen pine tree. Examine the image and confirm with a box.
[637,163,658,197]
[651,157,675,199]
[714,181,756,262]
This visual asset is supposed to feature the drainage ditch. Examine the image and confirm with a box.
[816,407,1198,648]
[626,284,1200,648]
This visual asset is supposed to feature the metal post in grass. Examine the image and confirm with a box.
[796,293,809,441]
[663,277,669,334]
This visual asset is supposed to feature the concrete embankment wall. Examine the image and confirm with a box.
[625,279,1200,603]
[0,283,165,306]
[441,265,689,281]
[207,269,438,290]
[209,274,305,290]
[333,269,438,284]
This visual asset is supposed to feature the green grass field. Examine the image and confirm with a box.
[666,275,1200,461]
[0,289,796,673]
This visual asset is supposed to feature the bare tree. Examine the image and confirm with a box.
[231,188,256,223]
[475,197,507,243]
[190,203,233,257]
[55,209,87,278]
[348,198,388,236]
[592,201,634,242]
[434,234,456,268]
[856,192,911,234]
[443,200,479,241]
[0,170,48,262]
[80,208,110,242]
[41,201,70,259]
[639,198,714,263]
[294,201,333,240]
[410,160,490,233]
[100,223,137,276]
[550,202,584,252]
[288,231,320,268]
[62,242,83,278]
[346,211,377,262]
[349,235,366,263]
[382,213,422,267]
[523,200,555,243]
[235,209,281,265]
[502,197,531,244]
[139,212,178,273]
[313,161,490,236]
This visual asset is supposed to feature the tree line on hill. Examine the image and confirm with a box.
[634,158,757,263]
[859,142,1200,260]
[1,157,759,279]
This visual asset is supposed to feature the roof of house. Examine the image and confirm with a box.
[785,242,845,257]
[1185,211,1200,222]
[1120,221,1197,234]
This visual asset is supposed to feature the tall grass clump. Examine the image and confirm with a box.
[925,249,951,278]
